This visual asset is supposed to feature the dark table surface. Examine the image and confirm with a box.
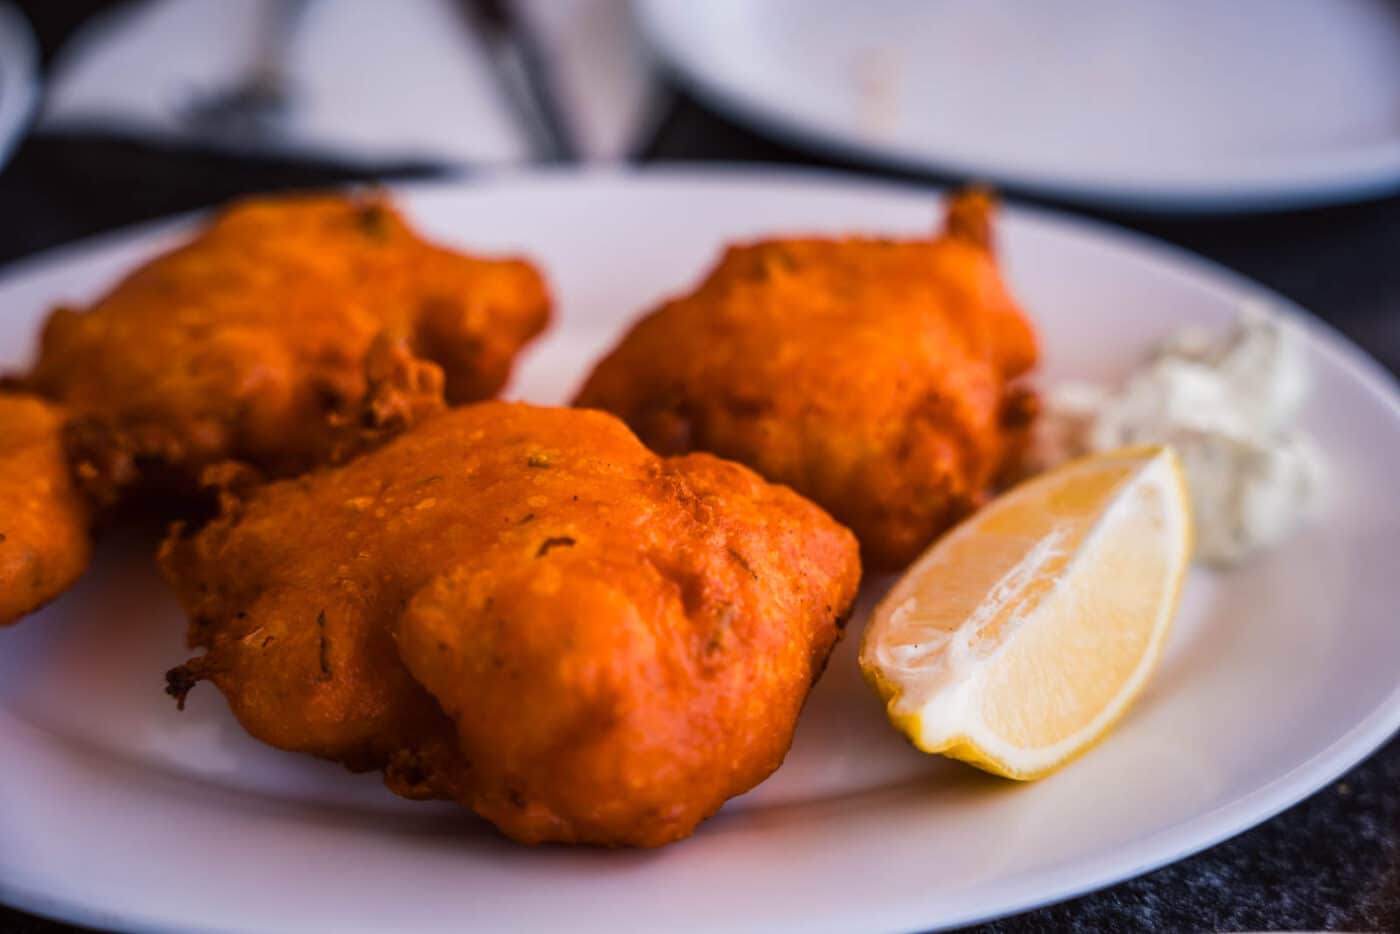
[2,6,1398,934]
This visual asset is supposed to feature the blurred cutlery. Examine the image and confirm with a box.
[183,0,313,142]
[458,0,578,162]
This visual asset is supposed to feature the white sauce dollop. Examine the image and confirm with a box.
[1034,308,1324,566]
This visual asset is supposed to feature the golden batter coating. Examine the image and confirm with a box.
[162,402,860,847]
[27,192,550,507]
[575,190,1038,569]
[0,395,91,626]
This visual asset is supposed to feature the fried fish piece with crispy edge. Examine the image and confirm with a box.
[0,394,91,626]
[574,190,1039,569]
[25,192,550,508]
[162,402,860,847]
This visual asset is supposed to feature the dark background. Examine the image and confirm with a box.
[2,3,1397,932]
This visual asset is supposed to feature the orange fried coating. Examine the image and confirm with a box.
[162,402,860,847]
[0,395,91,626]
[26,192,550,507]
[575,190,1038,569]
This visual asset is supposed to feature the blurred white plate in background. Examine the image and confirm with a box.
[638,0,1400,212]
[0,2,38,172]
[1,169,1398,933]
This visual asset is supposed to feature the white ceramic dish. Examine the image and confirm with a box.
[0,2,38,172]
[637,0,1400,212]
[1,169,1397,933]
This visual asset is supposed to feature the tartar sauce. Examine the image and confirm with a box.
[1034,308,1323,565]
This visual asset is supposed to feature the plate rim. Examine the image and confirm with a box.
[0,1,39,173]
[1,165,1398,934]
[634,0,1400,214]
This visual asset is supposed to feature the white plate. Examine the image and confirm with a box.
[0,2,38,172]
[637,0,1400,212]
[2,169,1398,934]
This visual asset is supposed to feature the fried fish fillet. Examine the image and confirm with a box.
[575,190,1038,569]
[162,402,860,847]
[0,395,91,626]
[26,193,550,507]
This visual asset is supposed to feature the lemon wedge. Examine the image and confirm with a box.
[859,445,1193,779]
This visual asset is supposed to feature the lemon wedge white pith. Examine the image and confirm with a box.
[859,445,1193,780]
